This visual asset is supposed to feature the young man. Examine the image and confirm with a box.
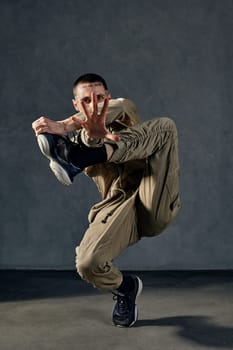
[32,73,181,327]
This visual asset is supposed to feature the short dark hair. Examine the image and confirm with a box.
[73,73,108,94]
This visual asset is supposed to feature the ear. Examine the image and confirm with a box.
[107,91,111,99]
[72,98,80,112]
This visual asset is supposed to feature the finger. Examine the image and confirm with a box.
[38,116,48,124]
[99,96,109,121]
[80,101,91,121]
[33,118,47,128]
[33,123,44,132]
[32,120,41,128]
[32,122,37,130]
[105,132,120,142]
[91,92,98,116]
[34,127,45,136]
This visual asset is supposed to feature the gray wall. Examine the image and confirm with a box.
[0,0,232,270]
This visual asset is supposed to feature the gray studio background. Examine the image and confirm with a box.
[0,0,232,270]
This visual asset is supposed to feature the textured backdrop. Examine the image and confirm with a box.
[0,0,232,269]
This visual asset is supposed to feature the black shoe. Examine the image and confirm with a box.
[112,275,143,327]
[37,133,82,185]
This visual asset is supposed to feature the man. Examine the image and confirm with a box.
[32,73,181,327]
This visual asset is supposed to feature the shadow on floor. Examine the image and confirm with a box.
[0,270,233,302]
[136,316,233,348]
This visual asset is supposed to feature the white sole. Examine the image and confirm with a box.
[128,276,143,328]
[37,134,72,186]
[49,161,72,186]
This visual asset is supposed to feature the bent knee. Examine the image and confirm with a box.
[159,117,177,132]
[75,250,105,282]
[76,255,94,278]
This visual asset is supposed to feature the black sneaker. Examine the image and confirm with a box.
[112,275,143,327]
[37,133,82,186]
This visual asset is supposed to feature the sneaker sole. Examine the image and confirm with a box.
[37,134,72,186]
[114,276,143,328]
[128,276,143,328]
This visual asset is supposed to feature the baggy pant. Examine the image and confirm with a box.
[75,117,181,291]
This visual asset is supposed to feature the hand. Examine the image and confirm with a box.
[32,114,85,136]
[32,116,64,136]
[72,93,120,142]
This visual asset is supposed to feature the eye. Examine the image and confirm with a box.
[96,94,105,101]
[82,97,91,104]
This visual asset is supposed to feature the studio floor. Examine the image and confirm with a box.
[0,270,232,350]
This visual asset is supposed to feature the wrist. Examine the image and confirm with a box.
[62,122,68,134]
[80,129,104,148]
[58,121,68,135]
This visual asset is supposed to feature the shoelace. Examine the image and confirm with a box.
[56,137,71,161]
[113,293,128,316]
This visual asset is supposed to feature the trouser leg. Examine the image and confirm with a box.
[75,191,139,291]
[110,117,181,236]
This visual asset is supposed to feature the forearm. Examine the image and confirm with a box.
[59,114,83,134]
